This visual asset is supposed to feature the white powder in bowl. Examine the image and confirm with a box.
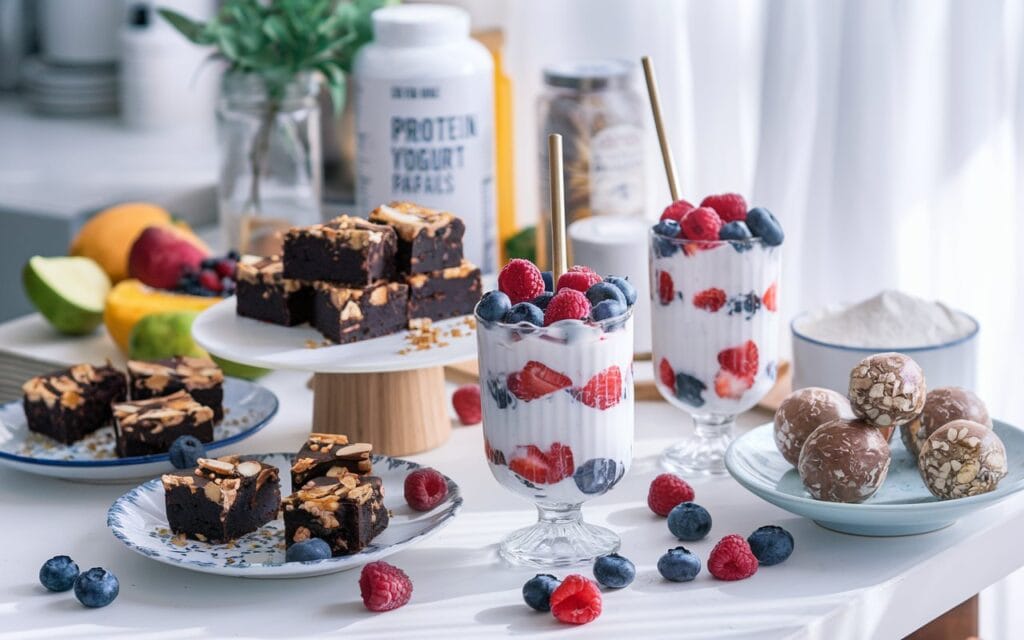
[796,290,976,349]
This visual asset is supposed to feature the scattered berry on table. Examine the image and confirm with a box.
[359,561,413,612]
[477,290,512,322]
[591,299,626,322]
[168,435,206,469]
[286,538,332,562]
[657,270,674,306]
[543,289,591,325]
[593,553,635,589]
[541,270,554,292]
[708,534,759,581]
[681,207,723,241]
[498,258,546,304]
[486,377,516,409]
[507,361,572,401]
[452,384,482,425]
[74,567,119,608]
[404,468,449,511]
[657,547,701,582]
[667,502,713,541]
[585,282,626,307]
[747,525,794,566]
[648,473,696,517]
[556,266,602,294]
[701,193,748,223]
[508,443,574,484]
[675,372,707,407]
[39,555,79,592]
[746,207,785,246]
[505,302,544,326]
[604,276,638,305]
[573,458,623,494]
[550,574,602,625]
[573,366,623,410]
[522,574,560,611]
[658,358,676,393]
[763,282,778,312]
[719,220,753,252]
[693,288,727,312]
[660,199,695,223]
[531,292,554,311]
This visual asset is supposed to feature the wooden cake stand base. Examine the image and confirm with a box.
[311,366,451,457]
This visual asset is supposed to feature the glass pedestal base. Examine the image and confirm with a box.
[660,414,735,476]
[499,505,619,568]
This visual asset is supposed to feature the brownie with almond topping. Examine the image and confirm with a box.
[290,433,373,488]
[369,202,465,274]
[406,259,482,322]
[235,255,313,326]
[113,390,215,457]
[312,281,408,344]
[21,363,127,444]
[282,473,389,556]
[127,356,225,421]
[283,215,397,286]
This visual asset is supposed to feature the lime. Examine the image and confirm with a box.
[210,355,271,381]
[128,311,207,360]
[23,256,111,335]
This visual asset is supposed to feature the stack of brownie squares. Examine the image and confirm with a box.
[234,201,482,345]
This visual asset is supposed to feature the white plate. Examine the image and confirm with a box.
[192,296,477,373]
[726,420,1024,536]
[107,452,462,578]
[0,378,277,483]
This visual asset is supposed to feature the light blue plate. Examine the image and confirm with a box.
[726,420,1024,536]
[0,377,277,482]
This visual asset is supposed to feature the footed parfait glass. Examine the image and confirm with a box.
[649,232,781,475]
[476,308,634,567]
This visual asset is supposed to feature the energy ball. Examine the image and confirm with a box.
[901,387,992,458]
[774,387,853,466]
[848,352,926,428]
[918,419,1006,499]
[798,419,891,503]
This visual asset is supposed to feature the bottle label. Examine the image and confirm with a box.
[355,73,496,272]
[588,124,645,217]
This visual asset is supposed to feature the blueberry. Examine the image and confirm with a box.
[200,257,219,270]
[657,547,701,582]
[675,372,706,407]
[652,221,681,258]
[74,568,119,608]
[541,271,554,292]
[719,220,754,253]
[591,299,627,322]
[593,553,635,589]
[39,555,79,592]
[168,435,206,469]
[504,302,544,326]
[742,292,761,316]
[747,525,794,566]
[573,458,623,494]
[585,282,626,307]
[522,574,560,611]
[486,377,516,409]
[604,276,637,306]
[746,207,784,246]
[476,290,512,323]
[653,220,681,238]
[226,249,241,261]
[286,538,332,563]
[667,502,713,541]
[531,292,554,311]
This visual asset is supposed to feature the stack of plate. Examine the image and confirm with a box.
[21,56,118,116]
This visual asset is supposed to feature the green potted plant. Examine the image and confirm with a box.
[160,0,394,254]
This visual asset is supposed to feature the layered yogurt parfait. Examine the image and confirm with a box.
[476,258,636,566]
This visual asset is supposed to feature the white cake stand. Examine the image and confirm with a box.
[191,298,477,455]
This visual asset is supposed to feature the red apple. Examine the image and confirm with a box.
[127,226,209,290]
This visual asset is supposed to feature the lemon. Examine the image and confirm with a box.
[128,311,208,360]
[210,355,270,380]
[23,256,111,335]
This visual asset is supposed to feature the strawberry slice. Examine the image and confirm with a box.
[658,358,676,393]
[657,271,674,305]
[508,443,575,484]
[717,341,759,381]
[507,361,572,401]
[545,443,575,483]
[573,366,623,410]
[763,282,778,312]
[693,288,727,312]
[714,370,753,399]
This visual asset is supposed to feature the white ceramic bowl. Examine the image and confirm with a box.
[791,310,979,394]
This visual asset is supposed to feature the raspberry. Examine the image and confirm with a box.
[452,384,481,425]
[198,269,223,293]
[549,574,602,625]
[647,473,695,517]
[659,199,695,222]
[700,193,748,223]
[693,288,727,312]
[658,358,675,393]
[680,207,723,241]
[359,561,413,611]
[763,282,778,312]
[403,468,449,511]
[657,270,674,305]
[498,259,545,304]
[708,534,759,581]
[556,266,602,293]
[543,289,591,325]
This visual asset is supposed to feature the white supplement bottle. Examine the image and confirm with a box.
[354,4,496,272]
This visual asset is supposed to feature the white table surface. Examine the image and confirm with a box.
[2,317,1023,639]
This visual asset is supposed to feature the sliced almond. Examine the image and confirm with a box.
[236,461,262,477]
[198,458,236,475]
[334,443,372,457]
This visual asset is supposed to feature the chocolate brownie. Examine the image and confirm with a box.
[235,255,313,326]
[22,363,127,444]
[162,455,281,544]
[283,216,397,285]
[291,433,373,488]
[282,474,389,557]
[369,202,465,274]
[406,259,482,322]
[113,391,215,457]
[127,356,225,421]
[312,281,408,344]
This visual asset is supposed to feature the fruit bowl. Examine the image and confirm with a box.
[725,420,1024,536]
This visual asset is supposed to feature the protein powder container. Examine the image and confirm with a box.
[354,4,496,272]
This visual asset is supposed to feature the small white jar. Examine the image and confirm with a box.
[353,4,496,272]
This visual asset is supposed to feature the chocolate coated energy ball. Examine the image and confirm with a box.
[798,419,891,503]
[901,386,992,458]
[918,419,1006,499]
[774,387,853,466]
[848,352,926,428]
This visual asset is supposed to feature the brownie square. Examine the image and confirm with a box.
[113,391,215,457]
[283,216,397,286]
[312,281,408,344]
[22,363,127,445]
[235,255,313,326]
[369,202,465,274]
[291,433,373,488]
[406,259,482,322]
[282,474,389,557]
[162,455,281,544]
[127,356,225,421]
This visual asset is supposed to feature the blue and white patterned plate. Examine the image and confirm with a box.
[0,378,277,483]
[107,452,462,578]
